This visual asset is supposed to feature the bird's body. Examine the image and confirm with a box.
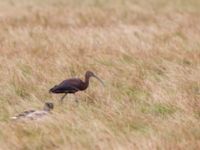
[11,102,54,121]
[50,78,87,94]
[49,71,104,103]
[11,110,49,120]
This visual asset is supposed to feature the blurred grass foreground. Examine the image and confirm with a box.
[0,0,200,150]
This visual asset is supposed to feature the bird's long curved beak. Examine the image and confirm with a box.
[93,75,105,86]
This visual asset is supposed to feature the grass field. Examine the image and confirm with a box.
[0,0,200,149]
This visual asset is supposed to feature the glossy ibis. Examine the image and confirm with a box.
[11,102,54,120]
[49,71,104,103]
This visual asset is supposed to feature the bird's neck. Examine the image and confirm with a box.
[43,106,50,111]
[83,75,90,89]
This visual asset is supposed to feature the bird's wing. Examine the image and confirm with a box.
[11,109,36,120]
[51,78,83,93]
[26,111,48,119]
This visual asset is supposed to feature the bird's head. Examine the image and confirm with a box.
[85,71,105,86]
[44,102,54,111]
[86,71,95,77]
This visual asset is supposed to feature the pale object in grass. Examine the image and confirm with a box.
[11,102,54,121]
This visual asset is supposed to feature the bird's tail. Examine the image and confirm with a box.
[49,85,58,93]
[10,116,18,120]
[49,88,53,93]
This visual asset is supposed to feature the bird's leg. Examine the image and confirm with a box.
[74,94,79,104]
[60,93,67,104]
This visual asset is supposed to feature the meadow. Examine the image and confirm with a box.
[0,0,200,149]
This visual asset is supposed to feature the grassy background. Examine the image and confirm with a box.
[0,0,200,149]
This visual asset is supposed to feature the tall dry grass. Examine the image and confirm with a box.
[0,0,200,149]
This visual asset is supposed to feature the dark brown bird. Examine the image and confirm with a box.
[49,71,104,103]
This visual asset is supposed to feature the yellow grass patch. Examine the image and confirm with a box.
[0,0,200,149]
